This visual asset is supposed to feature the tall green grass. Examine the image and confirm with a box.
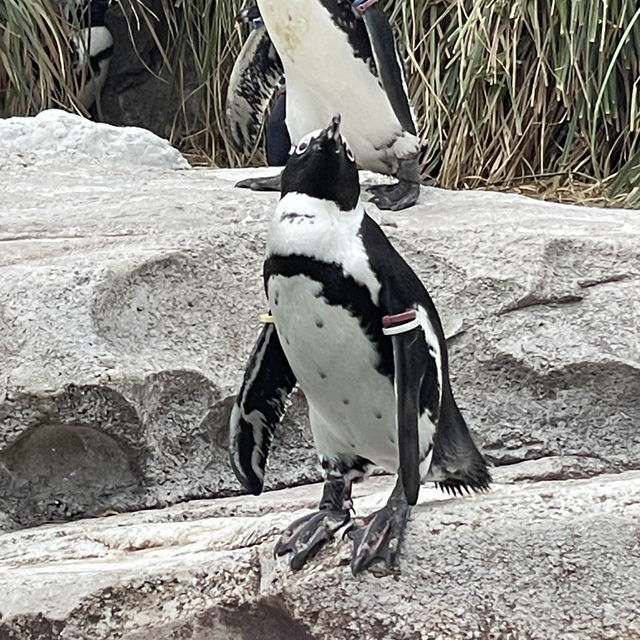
[1,0,638,206]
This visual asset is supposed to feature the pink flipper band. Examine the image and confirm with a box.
[353,0,379,14]
[382,310,419,336]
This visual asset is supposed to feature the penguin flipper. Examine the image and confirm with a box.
[431,382,492,495]
[360,6,417,136]
[225,24,284,153]
[229,323,297,495]
[386,317,429,506]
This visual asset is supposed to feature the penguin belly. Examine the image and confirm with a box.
[269,273,397,468]
[257,0,419,174]
[268,272,435,473]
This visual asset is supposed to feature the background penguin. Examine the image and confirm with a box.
[229,114,490,575]
[67,0,114,111]
[226,1,422,211]
[231,6,291,166]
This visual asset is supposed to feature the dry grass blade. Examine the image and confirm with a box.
[0,0,80,115]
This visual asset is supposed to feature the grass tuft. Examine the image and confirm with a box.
[1,0,638,206]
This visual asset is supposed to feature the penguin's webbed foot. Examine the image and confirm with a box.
[274,509,350,571]
[366,179,420,211]
[235,173,282,192]
[346,488,410,574]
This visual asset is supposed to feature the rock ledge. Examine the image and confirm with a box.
[0,469,638,640]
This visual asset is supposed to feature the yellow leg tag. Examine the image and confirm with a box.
[260,313,275,324]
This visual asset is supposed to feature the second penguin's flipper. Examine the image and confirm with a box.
[229,322,296,495]
[235,171,282,192]
[225,23,284,153]
[358,4,416,136]
[265,92,291,166]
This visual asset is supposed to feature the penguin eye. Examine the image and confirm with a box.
[294,131,321,155]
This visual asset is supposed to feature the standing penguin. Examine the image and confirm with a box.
[226,0,421,211]
[229,114,490,574]
[68,0,114,110]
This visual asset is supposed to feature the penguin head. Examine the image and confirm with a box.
[236,4,261,24]
[281,114,360,212]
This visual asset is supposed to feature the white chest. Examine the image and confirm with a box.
[268,271,400,469]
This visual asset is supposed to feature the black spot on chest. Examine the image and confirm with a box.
[280,212,315,223]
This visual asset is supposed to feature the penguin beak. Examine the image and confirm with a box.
[326,114,341,141]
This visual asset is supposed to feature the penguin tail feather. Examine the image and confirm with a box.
[430,384,492,495]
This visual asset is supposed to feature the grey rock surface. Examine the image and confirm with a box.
[0,468,639,639]
[0,123,639,532]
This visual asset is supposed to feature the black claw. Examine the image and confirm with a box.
[274,509,350,571]
[347,503,409,575]
[437,477,491,496]
[342,523,355,542]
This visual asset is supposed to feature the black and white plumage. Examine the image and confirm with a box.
[226,8,284,156]
[229,115,490,574]
[67,0,114,110]
[231,6,291,167]
[226,0,422,211]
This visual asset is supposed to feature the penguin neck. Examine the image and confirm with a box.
[267,191,366,261]
[277,191,364,219]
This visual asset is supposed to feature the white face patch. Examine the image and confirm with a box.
[291,128,355,161]
[344,140,355,162]
[294,129,323,154]
[72,26,114,69]
[268,192,381,304]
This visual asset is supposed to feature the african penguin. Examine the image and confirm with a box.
[226,0,422,211]
[67,0,114,111]
[229,114,491,575]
